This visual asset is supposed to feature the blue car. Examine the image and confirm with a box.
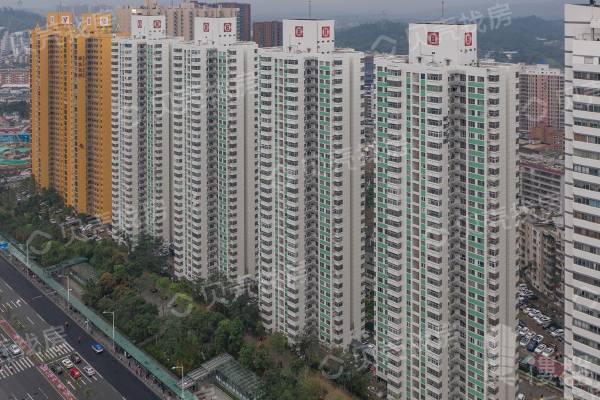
[527,340,538,352]
[91,343,104,354]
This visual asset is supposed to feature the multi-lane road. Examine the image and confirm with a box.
[0,254,161,400]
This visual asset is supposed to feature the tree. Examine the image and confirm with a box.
[238,344,255,369]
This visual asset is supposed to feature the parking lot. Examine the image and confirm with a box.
[516,283,564,400]
[0,275,125,399]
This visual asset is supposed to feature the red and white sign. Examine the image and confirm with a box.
[153,19,162,29]
[224,22,232,32]
[427,31,439,46]
[295,26,304,38]
[99,16,109,27]
[321,26,331,38]
[137,19,143,29]
[464,32,473,47]
[203,22,210,32]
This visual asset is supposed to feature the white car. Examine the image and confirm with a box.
[534,334,544,343]
[551,329,564,337]
[542,346,555,358]
[83,366,95,377]
[61,358,74,369]
[519,337,530,347]
[534,344,546,354]
[528,309,540,317]
[9,344,21,356]
[517,394,526,400]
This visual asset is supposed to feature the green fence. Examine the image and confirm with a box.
[0,233,197,400]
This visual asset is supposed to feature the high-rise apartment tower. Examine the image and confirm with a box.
[257,20,366,348]
[374,24,519,400]
[31,13,113,221]
[564,4,600,400]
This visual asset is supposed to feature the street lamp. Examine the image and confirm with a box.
[102,311,115,351]
[172,365,184,399]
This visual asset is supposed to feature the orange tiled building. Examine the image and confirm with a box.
[31,12,113,221]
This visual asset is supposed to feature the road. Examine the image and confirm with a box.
[0,254,161,400]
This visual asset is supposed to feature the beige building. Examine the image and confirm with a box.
[518,64,564,140]
[518,208,565,303]
[116,0,239,40]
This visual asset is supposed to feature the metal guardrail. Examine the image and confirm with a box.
[0,233,197,400]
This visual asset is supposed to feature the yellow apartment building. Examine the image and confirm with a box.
[31,12,113,222]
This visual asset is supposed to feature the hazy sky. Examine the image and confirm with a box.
[12,0,572,20]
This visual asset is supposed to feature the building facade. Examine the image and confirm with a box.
[374,24,519,400]
[31,12,113,221]
[518,209,564,303]
[257,20,365,348]
[518,64,564,140]
[252,21,283,47]
[519,144,564,214]
[564,3,600,399]
[170,17,257,282]
[116,0,244,41]
[0,68,29,86]
[111,16,174,244]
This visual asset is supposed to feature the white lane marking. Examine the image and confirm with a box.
[26,316,35,326]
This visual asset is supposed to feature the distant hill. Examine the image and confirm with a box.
[0,7,42,32]
[336,16,564,67]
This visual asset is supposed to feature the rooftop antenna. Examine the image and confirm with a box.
[441,0,445,19]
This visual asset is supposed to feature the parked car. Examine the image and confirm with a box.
[542,346,555,358]
[534,334,544,343]
[61,358,74,369]
[534,344,546,354]
[83,366,95,377]
[551,329,564,338]
[50,364,63,375]
[527,340,539,352]
[69,367,81,379]
[9,344,21,356]
[519,337,530,347]
[70,354,82,364]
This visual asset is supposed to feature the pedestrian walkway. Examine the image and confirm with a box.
[37,342,74,362]
[0,356,34,379]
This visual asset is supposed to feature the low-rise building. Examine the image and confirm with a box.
[519,142,564,214]
[518,208,564,303]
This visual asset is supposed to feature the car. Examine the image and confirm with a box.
[551,329,564,337]
[527,340,539,352]
[9,344,21,356]
[0,347,9,358]
[528,309,540,317]
[519,327,529,336]
[542,346,555,358]
[517,394,526,400]
[534,334,544,343]
[91,343,104,354]
[83,366,95,377]
[50,364,63,375]
[519,337,530,347]
[61,358,74,369]
[69,367,81,379]
[534,344,546,354]
[526,332,535,340]
[70,354,82,364]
